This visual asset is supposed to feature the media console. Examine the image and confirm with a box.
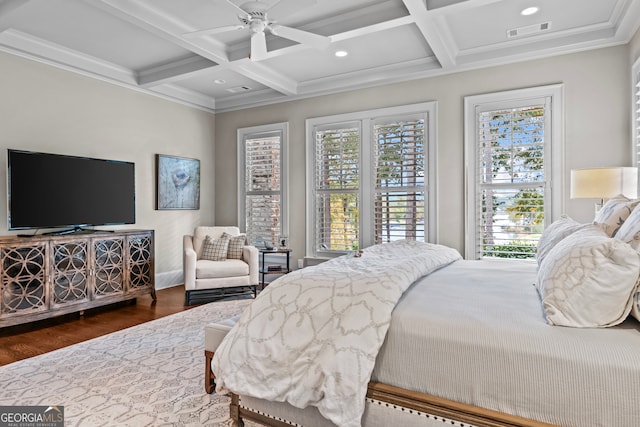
[0,229,155,328]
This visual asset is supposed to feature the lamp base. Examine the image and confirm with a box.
[595,199,604,215]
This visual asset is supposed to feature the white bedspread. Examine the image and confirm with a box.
[212,240,461,427]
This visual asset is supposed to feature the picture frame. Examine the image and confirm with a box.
[156,154,200,210]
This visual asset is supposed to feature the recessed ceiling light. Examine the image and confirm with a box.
[213,79,226,84]
[335,50,348,58]
[521,6,539,16]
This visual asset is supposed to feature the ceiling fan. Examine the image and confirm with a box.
[183,0,331,61]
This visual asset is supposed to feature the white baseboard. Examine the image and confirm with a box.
[155,270,183,290]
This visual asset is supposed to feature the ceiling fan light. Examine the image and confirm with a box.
[521,6,539,16]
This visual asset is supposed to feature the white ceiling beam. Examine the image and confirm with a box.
[138,56,217,88]
[329,15,415,43]
[402,0,457,68]
[0,0,30,18]
[232,59,298,95]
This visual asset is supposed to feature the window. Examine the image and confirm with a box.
[238,123,287,246]
[306,103,436,257]
[464,85,563,260]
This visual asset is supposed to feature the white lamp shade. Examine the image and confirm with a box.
[570,167,638,199]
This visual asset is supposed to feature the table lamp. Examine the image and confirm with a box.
[570,167,638,213]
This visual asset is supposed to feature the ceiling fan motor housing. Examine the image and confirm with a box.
[238,1,269,24]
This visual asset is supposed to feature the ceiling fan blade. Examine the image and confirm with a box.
[183,24,245,38]
[269,24,330,50]
[251,31,268,61]
[267,0,316,19]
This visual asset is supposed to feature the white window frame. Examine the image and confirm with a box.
[464,85,564,260]
[237,122,288,244]
[306,102,437,258]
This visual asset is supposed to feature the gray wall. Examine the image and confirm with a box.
[0,51,216,288]
[215,45,632,265]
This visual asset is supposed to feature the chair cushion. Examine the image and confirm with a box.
[196,259,250,279]
[201,235,230,261]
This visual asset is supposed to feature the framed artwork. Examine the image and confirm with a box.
[156,154,200,210]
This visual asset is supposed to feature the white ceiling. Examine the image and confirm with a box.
[1,0,639,112]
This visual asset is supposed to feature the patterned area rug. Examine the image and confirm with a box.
[0,298,252,426]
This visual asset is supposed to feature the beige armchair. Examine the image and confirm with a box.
[183,226,259,305]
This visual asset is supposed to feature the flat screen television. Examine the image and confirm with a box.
[7,149,135,231]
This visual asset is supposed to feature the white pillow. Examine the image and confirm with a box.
[614,204,640,250]
[536,215,588,266]
[536,224,640,327]
[613,205,640,323]
[594,195,640,237]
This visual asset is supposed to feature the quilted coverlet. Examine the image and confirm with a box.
[212,240,461,427]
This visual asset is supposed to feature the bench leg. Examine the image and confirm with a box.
[205,350,216,394]
[231,394,245,427]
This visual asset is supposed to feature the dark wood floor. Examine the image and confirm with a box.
[0,285,192,367]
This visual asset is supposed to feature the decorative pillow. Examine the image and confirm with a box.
[536,224,640,327]
[593,195,640,237]
[200,235,230,261]
[536,215,589,266]
[222,232,246,260]
[632,291,640,322]
[614,204,640,250]
[618,208,640,322]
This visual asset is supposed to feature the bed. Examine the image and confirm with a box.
[211,236,640,427]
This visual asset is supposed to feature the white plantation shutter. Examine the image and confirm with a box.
[373,117,425,243]
[239,124,287,247]
[313,123,360,252]
[634,61,640,177]
[475,103,548,259]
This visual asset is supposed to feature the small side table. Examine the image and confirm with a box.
[259,248,292,289]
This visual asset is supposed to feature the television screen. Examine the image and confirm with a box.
[7,149,135,230]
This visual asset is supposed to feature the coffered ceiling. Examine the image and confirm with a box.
[1,0,638,112]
